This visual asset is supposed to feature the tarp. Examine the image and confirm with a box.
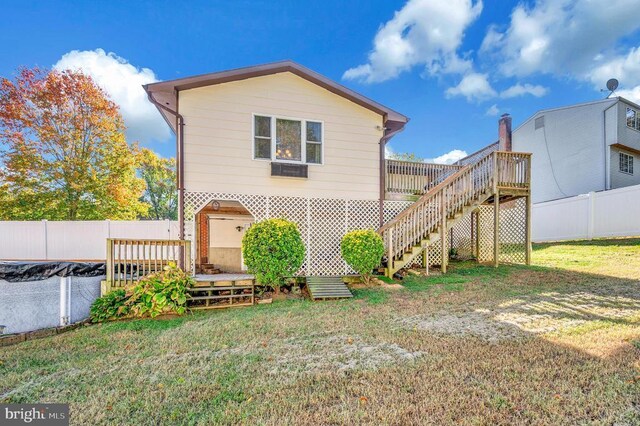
[0,261,106,283]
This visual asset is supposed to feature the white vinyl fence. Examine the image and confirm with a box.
[0,220,180,261]
[532,184,640,242]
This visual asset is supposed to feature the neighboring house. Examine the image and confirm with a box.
[512,97,640,203]
[143,61,531,277]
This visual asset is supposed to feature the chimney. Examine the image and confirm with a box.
[498,113,512,151]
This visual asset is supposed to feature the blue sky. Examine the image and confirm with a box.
[2,0,640,161]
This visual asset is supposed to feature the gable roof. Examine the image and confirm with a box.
[144,60,409,133]
[513,97,619,133]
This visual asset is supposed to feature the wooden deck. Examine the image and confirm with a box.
[189,274,255,309]
[194,273,255,285]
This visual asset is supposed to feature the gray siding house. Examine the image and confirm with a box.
[512,97,640,203]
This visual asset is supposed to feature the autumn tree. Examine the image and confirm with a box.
[0,68,147,220]
[138,148,177,220]
[387,151,423,162]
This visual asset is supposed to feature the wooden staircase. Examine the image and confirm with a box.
[379,151,531,277]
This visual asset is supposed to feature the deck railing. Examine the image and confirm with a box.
[379,151,530,270]
[496,151,531,189]
[385,160,462,196]
[105,239,191,289]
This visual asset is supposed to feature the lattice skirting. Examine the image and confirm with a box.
[184,192,526,275]
[184,192,411,276]
[416,197,528,267]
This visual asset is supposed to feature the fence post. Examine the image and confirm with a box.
[587,191,596,240]
[42,220,48,260]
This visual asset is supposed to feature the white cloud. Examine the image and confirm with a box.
[500,83,548,99]
[589,46,640,90]
[343,0,483,83]
[485,104,500,116]
[54,49,171,144]
[481,0,640,78]
[445,72,496,102]
[617,86,640,104]
[425,149,468,164]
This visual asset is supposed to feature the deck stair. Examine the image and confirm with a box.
[379,150,531,277]
[306,276,353,300]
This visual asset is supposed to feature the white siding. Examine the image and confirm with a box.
[512,100,615,203]
[615,100,640,153]
[179,72,384,200]
[610,146,640,189]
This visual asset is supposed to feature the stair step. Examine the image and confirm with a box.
[306,276,353,300]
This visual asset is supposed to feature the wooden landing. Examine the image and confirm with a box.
[193,273,255,287]
[307,276,353,300]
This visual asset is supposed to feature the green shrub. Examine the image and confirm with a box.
[242,218,305,293]
[90,288,130,323]
[341,229,384,285]
[127,262,195,318]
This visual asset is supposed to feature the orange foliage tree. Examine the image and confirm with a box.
[0,68,147,220]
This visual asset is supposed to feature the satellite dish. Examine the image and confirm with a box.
[606,78,619,92]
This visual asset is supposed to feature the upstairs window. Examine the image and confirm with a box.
[306,121,322,164]
[626,107,640,131]
[252,114,323,164]
[254,115,272,159]
[619,152,634,175]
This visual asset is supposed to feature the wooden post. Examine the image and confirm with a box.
[440,189,448,274]
[185,240,192,275]
[525,195,532,265]
[422,248,429,275]
[473,210,479,259]
[493,191,500,267]
[387,228,394,278]
[492,151,500,267]
[525,156,532,265]
[105,238,113,294]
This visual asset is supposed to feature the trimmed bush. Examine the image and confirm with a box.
[341,229,384,284]
[242,218,305,292]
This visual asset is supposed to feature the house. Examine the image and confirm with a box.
[142,61,532,280]
[512,97,640,204]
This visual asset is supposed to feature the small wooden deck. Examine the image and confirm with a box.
[193,273,255,286]
[189,274,255,310]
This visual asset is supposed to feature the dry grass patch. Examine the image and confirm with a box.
[1,238,639,424]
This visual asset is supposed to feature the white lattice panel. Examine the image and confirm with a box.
[183,191,527,276]
[499,198,527,264]
[308,198,347,276]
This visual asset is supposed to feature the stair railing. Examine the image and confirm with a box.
[379,151,498,269]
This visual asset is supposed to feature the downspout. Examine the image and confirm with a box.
[603,101,617,191]
[378,120,405,227]
[146,92,186,240]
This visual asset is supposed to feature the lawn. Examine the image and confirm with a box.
[1,238,640,425]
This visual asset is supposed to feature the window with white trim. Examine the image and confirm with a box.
[626,107,640,131]
[253,115,272,159]
[253,114,323,164]
[619,152,634,175]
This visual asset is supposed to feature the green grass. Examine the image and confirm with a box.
[1,238,639,425]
